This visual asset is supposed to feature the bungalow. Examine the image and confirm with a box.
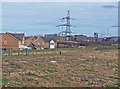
[0,32,25,50]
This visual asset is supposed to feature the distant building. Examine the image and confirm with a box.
[50,40,55,49]
[42,36,58,48]
[73,35,88,42]
[94,32,98,41]
[45,34,58,37]
[25,36,49,49]
[25,35,58,49]
[0,32,25,50]
[110,36,118,42]
[57,41,79,48]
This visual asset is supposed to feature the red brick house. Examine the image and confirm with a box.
[0,32,25,50]
[25,36,49,49]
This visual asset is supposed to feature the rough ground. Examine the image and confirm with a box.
[2,46,119,87]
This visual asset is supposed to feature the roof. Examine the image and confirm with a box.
[57,41,79,44]
[1,32,24,41]
[42,36,58,43]
[27,36,39,40]
[25,36,32,40]
[45,34,58,37]
[10,33,24,41]
[0,33,4,36]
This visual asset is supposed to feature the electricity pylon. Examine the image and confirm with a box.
[57,10,75,41]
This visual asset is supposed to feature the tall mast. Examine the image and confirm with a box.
[57,10,75,41]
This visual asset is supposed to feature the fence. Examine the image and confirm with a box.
[1,48,30,56]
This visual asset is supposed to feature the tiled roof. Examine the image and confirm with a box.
[25,36,32,40]
[0,33,4,35]
[10,33,24,41]
[3,32,24,41]
[42,36,58,43]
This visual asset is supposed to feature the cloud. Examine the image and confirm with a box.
[102,5,118,8]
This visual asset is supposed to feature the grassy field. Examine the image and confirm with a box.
[1,46,119,87]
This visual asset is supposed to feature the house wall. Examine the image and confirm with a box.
[50,40,55,49]
[22,36,25,45]
[44,42,49,49]
[25,37,36,45]
[34,37,48,48]
[25,36,50,49]
[50,41,57,48]
[0,34,20,50]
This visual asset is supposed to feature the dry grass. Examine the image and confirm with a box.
[2,46,119,87]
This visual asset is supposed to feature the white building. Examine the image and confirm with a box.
[50,40,55,49]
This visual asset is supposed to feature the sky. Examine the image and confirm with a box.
[1,0,119,2]
[1,2,118,37]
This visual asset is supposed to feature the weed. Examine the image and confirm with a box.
[83,68,95,73]
[24,72,36,77]
[34,63,42,67]
[0,78,8,85]
[44,68,58,73]
[21,85,28,89]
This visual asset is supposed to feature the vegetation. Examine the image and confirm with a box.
[2,46,119,87]
[44,68,58,73]
[83,68,95,73]
[23,72,37,77]
[1,78,8,85]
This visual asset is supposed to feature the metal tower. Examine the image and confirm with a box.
[57,10,75,41]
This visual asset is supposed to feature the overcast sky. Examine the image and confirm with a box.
[1,0,119,2]
[1,2,118,37]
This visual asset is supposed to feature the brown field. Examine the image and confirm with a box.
[1,46,119,87]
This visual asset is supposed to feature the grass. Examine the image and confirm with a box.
[94,45,119,51]
[88,81,96,86]
[118,79,120,89]
[21,85,28,89]
[0,78,8,85]
[2,46,118,87]
[44,68,58,73]
[24,72,36,77]
[34,63,42,67]
[2,45,118,57]
[83,68,95,73]
[106,84,119,89]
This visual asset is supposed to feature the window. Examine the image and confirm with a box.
[50,43,54,45]
[3,41,7,44]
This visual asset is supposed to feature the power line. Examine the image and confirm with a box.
[56,10,75,41]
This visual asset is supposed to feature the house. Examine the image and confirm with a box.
[25,34,59,49]
[25,36,49,49]
[27,42,41,50]
[42,36,58,48]
[0,32,25,50]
